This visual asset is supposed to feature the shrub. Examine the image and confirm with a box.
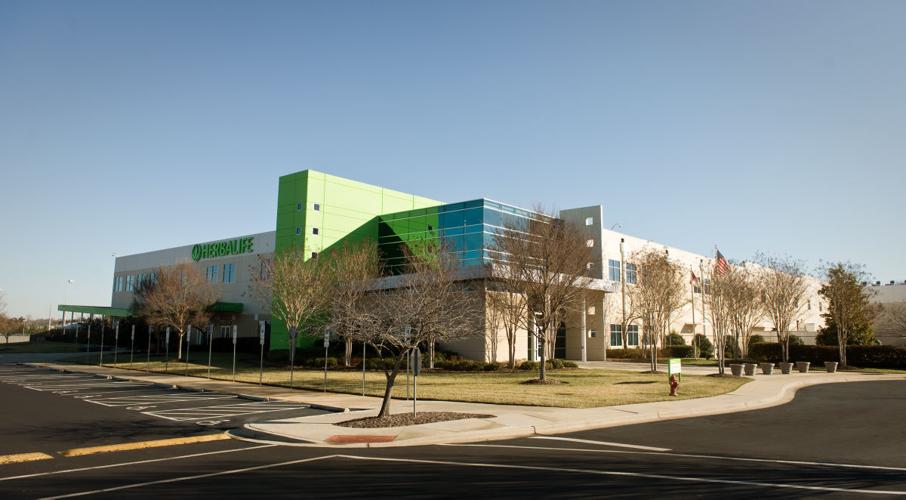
[724,335,740,358]
[666,332,686,346]
[746,344,906,370]
[311,357,339,369]
[561,361,579,368]
[519,360,538,370]
[667,345,693,358]
[693,334,714,359]
[482,362,501,371]
[748,334,765,346]
[605,348,644,359]
[788,334,803,346]
[517,359,571,370]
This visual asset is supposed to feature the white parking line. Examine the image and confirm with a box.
[144,402,309,421]
[38,454,339,499]
[87,394,236,407]
[530,436,671,451]
[338,455,906,496]
[445,443,906,472]
[0,444,276,482]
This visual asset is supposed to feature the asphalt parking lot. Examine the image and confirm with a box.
[1,364,905,499]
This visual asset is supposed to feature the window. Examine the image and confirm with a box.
[703,278,711,295]
[312,227,319,235]
[138,273,146,286]
[223,263,235,284]
[610,324,622,347]
[296,202,302,211]
[587,306,596,315]
[114,276,124,292]
[313,203,320,211]
[311,252,318,258]
[625,263,638,284]
[585,217,594,226]
[295,227,301,236]
[819,302,823,312]
[694,281,702,294]
[586,262,594,270]
[588,330,597,338]
[627,325,639,346]
[219,325,232,339]
[586,239,595,248]
[608,259,621,282]
[807,299,811,311]
[149,272,157,284]
[206,265,218,283]
[126,275,135,292]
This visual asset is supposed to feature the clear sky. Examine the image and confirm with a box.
[1,0,904,318]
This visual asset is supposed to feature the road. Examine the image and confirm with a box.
[1,364,905,498]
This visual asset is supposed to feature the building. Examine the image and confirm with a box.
[869,281,906,347]
[61,169,827,361]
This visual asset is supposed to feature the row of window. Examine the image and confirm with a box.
[609,324,640,347]
[607,260,638,284]
[113,272,157,293]
[206,263,236,284]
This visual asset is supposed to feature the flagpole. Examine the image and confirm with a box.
[690,270,697,358]
[699,259,708,365]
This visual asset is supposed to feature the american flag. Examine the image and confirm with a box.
[714,249,731,275]
[690,271,699,285]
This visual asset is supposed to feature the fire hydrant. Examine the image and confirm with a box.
[669,375,679,397]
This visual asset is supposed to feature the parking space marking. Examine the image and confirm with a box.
[86,393,237,407]
[0,444,276,482]
[0,452,54,466]
[445,443,906,472]
[530,436,671,452]
[144,401,309,422]
[39,454,340,499]
[338,455,906,496]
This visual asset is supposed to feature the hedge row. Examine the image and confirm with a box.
[605,346,693,360]
[748,344,906,369]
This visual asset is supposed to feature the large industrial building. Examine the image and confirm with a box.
[63,169,827,362]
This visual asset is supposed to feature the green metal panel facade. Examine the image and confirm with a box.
[270,169,441,352]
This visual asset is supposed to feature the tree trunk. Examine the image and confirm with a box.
[429,339,435,369]
[178,333,184,360]
[344,338,352,367]
[378,350,409,417]
[508,331,516,369]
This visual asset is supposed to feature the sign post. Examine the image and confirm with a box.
[323,328,331,393]
[98,320,105,366]
[668,358,682,396]
[207,324,214,379]
[412,349,421,417]
[113,321,120,365]
[146,325,153,371]
[184,325,191,376]
[231,325,238,382]
[258,321,266,386]
[129,324,135,367]
[164,327,170,373]
[404,326,412,401]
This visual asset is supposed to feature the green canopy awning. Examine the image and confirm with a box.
[57,305,132,317]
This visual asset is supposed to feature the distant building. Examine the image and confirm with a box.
[869,281,906,347]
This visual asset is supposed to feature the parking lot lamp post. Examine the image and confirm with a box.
[113,321,119,365]
[231,325,238,382]
[98,318,105,366]
[164,327,170,373]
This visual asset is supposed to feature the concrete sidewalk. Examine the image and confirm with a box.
[576,360,719,375]
[22,361,906,449]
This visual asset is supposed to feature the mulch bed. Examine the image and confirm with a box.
[336,411,493,428]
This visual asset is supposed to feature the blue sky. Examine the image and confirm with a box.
[1,0,904,317]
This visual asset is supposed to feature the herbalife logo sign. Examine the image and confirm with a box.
[192,237,255,261]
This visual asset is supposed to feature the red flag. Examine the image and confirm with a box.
[690,271,699,285]
[714,249,731,275]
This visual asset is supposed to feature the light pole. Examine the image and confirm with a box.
[404,326,412,400]
[323,327,331,393]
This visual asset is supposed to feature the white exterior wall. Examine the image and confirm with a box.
[111,231,275,337]
[599,228,826,349]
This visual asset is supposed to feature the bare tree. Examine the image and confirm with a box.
[755,254,808,364]
[486,286,528,369]
[251,247,331,386]
[725,266,764,358]
[322,240,382,367]
[359,244,482,417]
[819,262,876,367]
[134,263,219,359]
[491,206,593,381]
[629,249,687,372]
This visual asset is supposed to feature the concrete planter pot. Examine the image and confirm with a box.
[744,363,757,376]
[759,362,774,375]
[780,362,794,374]
[796,361,810,373]
[824,361,838,373]
[730,364,744,377]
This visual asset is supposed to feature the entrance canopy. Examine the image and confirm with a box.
[58,304,131,317]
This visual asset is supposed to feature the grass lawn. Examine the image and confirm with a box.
[82,353,750,408]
